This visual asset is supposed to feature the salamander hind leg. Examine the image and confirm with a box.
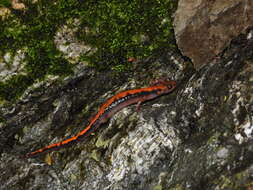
[135,97,148,112]
[136,101,142,112]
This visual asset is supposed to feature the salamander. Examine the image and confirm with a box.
[25,79,176,158]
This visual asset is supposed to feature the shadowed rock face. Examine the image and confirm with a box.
[0,26,252,190]
[174,0,253,69]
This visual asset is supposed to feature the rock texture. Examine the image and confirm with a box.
[0,27,253,189]
[174,0,253,69]
[54,19,96,63]
[0,1,253,189]
[11,0,25,10]
[0,50,25,81]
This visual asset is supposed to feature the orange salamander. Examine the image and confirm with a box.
[25,79,176,158]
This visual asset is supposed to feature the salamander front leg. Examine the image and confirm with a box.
[150,78,169,86]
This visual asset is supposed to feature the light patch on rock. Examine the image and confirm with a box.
[3,52,12,63]
[229,81,244,123]
[195,103,204,117]
[234,133,244,144]
[247,31,253,39]
[229,79,253,144]
[20,75,59,102]
[231,96,243,126]
[235,121,253,144]
[170,55,182,69]
[244,121,253,138]
[184,148,193,154]
[62,159,82,182]
[0,50,26,81]
[0,7,11,20]
[217,147,229,159]
[11,0,25,10]
[54,19,97,63]
[183,86,193,95]
[107,112,179,184]
[152,103,174,108]
[21,116,52,144]
[225,60,233,67]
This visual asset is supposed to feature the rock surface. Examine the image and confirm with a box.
[174,0,253,69]
[1,1,253,189]
[0,27,253,189]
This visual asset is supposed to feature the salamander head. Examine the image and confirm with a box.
[166,80,177,90]
[155,80,177,94]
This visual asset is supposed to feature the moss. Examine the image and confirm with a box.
[0,114,6,123]
[0,75,34,100]
[153,185,162,190]
[90,150,102,162]
[212,175,239,190]
[0,0,177,101]
[77,0,177,70]
[212,172,252,190]
[95,135,110,148]
[168,184,184,190]
[0,0,11,7]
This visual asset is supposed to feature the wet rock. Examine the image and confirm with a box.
[0,18,252,190]
[174,0,253,69]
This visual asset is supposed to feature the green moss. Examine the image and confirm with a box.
[168,184,184,190]
[0,75,33,100]
[95,136,110,148]
[0,0,177,101]
[77,0,177,70]
[153,184,162,190]
[90,150,102,162]
[0,0,11,7]
[212,172,251,190]
[212,175,238,190]
[0,114,6,123]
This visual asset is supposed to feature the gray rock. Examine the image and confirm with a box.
[0,27,252,189]
[0,7,253,190]
[174,0,253,69]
